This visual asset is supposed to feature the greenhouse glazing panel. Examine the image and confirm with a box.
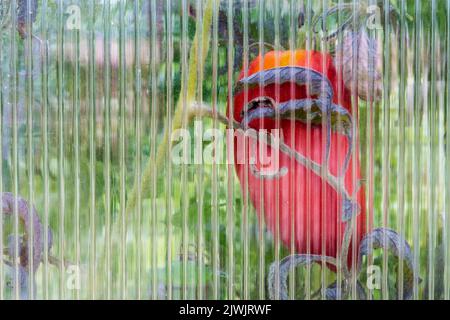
[0,0,448,300]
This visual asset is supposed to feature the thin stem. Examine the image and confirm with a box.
[124,0,215,221]
[189,105,353,201]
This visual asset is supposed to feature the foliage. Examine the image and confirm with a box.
[0,0,448,300]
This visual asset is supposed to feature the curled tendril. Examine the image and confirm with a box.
[268,228,417,300]
[312,3,359,42]
[235,66,333,107]
[310,1,410,43]
[237,67,354,179]
[357,227,419,300]
[312,3,354,36]
[268,254,337,300]
[324,280,367,300]
[1,192,53,273]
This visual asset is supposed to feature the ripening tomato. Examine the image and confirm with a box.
[228,50,367,269]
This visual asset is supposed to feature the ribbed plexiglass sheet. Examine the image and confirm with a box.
[0,0,448,300]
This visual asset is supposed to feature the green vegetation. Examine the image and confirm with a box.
[1,0,449,300]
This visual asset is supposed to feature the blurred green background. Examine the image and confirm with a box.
[1,0,449,299]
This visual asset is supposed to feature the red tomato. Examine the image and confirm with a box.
[228,50,367,269]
